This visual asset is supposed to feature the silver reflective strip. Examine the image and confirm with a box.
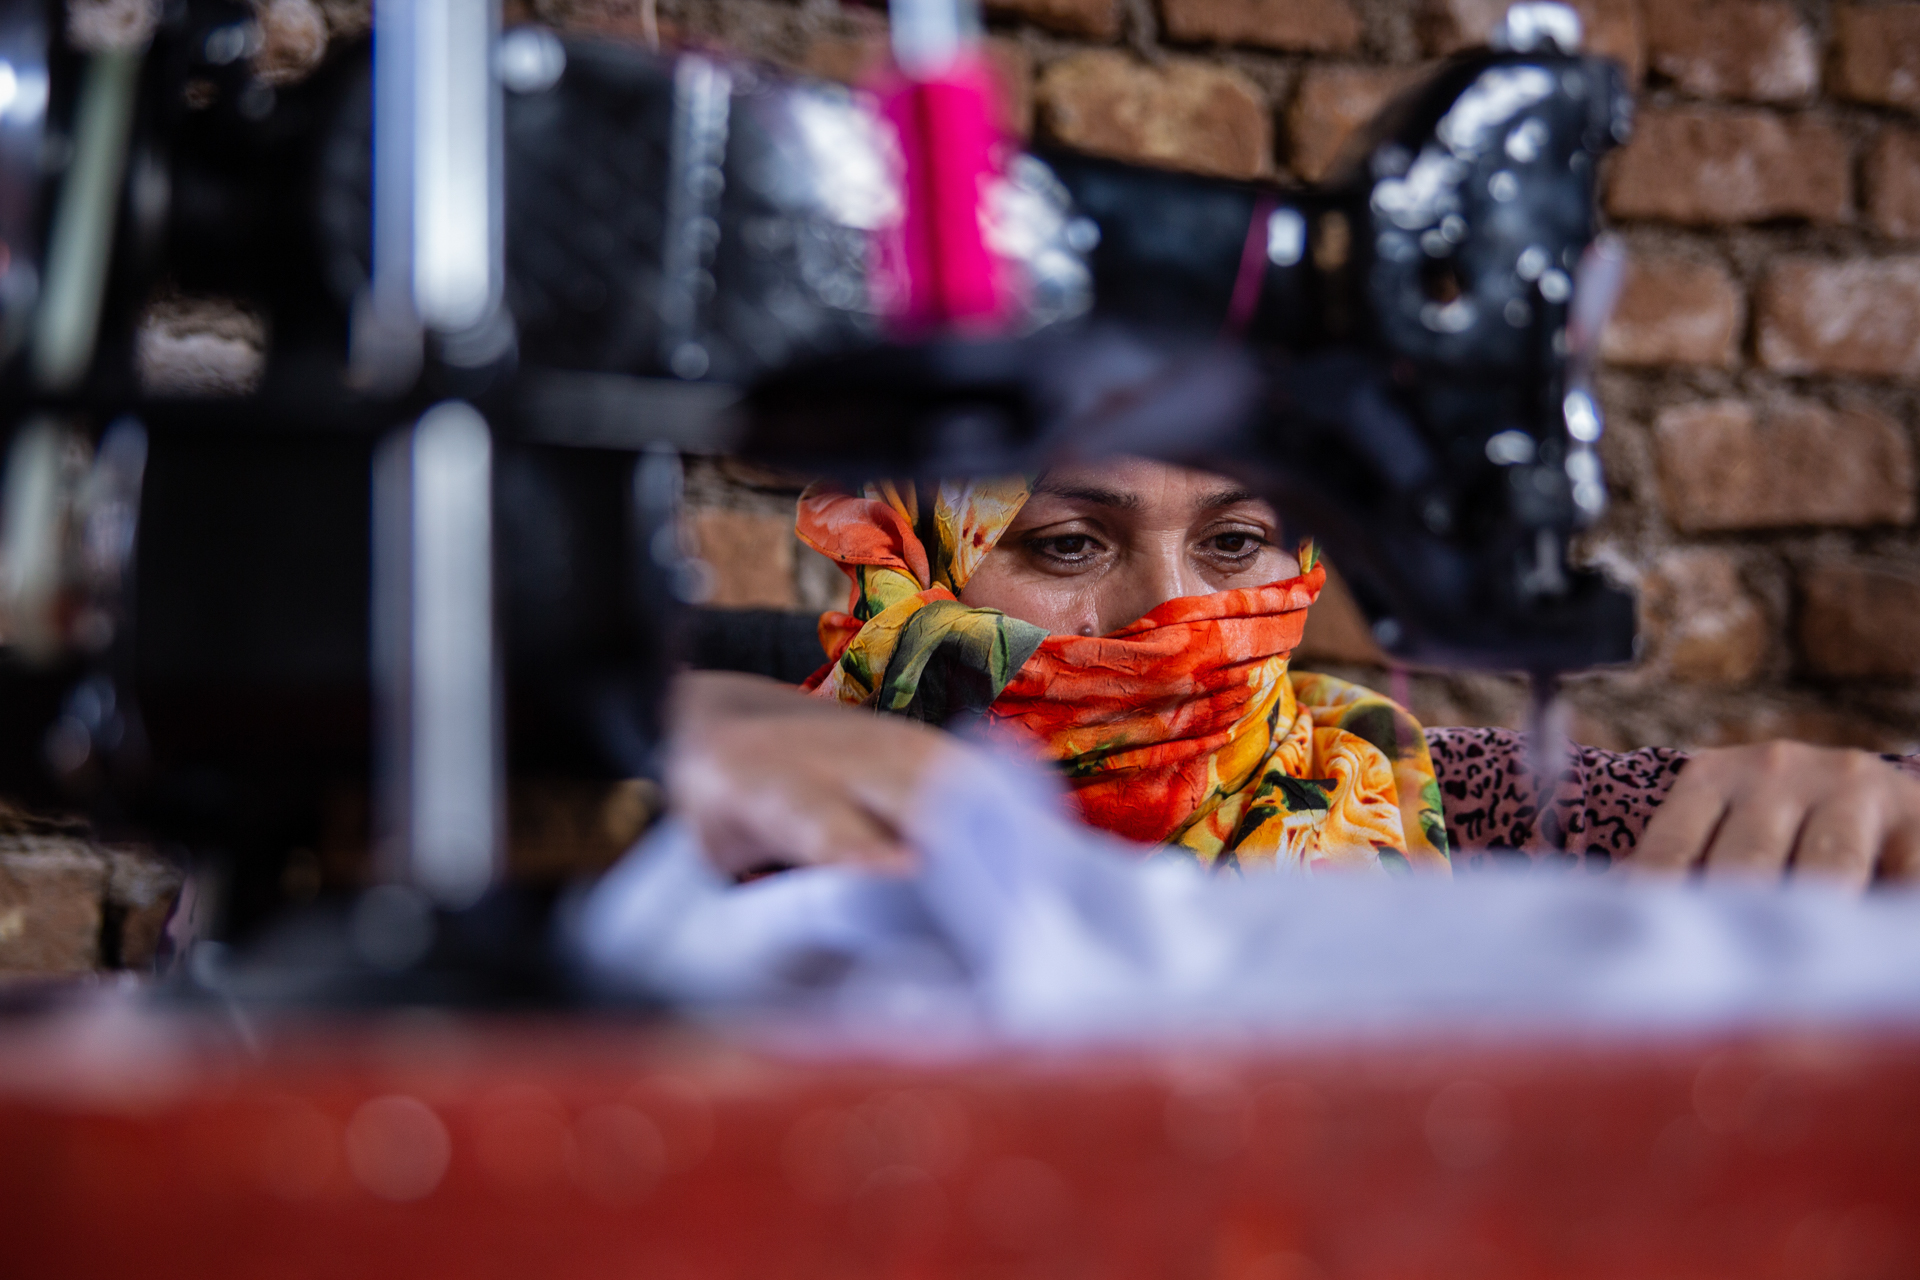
[890,0,980,80]
[374,402,501,909]
[411,0,500,332]
[0,417,67,660]
[358,0,424,388]
[31,50,138,391]
[659,55,731,380]
[367,0,500,354]
[370,0,415,317]
[1265,208,1305,267]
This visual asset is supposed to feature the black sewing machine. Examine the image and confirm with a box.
[0,0,1632,955]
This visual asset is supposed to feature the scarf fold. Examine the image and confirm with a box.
[797,478,1449,875]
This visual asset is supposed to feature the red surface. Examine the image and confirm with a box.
[2,1009,1918,1279]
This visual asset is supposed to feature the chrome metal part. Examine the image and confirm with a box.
[31,49,139,391]
[373,402,503,911]
[0,0,49,363]
[659,55,732,381]
[1494,3,1583,54]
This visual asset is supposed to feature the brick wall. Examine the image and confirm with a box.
[0,803,184,981]
[195,1,1920,751]
[531,0,1920,754]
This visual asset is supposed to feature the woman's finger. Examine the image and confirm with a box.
[1639,743,1817,880]
[1627,759,1734,875]
[771,773,918,874]
[1878,820,1920,884]
[1786,793,1881,890]
[696,771,912,878]
[670,714,932,877]
[1866,766,1920,885]
[844,730,966,832]
[1696,776,1807,878]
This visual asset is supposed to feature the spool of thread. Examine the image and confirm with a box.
[876,0,1006,333]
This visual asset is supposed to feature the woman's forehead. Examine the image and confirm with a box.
[1028,456,1267,513]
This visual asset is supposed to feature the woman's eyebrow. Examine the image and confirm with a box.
[1032,481,1141,509]
[1197,487,1260,509]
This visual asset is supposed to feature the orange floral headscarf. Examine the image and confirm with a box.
[797,478,1450,875]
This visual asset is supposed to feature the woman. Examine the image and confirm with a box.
[669,457,1920,889]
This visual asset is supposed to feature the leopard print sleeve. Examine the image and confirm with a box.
[1884,754,1920,783]
[1423,726,1690,868]
[1426,732,1920,867]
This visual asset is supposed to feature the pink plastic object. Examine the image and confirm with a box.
[1223,193,1277,335]
[878,55,1007,334]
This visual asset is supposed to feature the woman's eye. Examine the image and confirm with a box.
[1206,532,1262,557]
[1029,534,1100,562]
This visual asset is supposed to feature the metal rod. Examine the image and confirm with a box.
[30,49,138,391]
[411,0,500,334]
[373,403,502,910]
[357,0,503,386]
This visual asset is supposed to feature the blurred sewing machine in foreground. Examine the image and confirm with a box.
[0,0,1630,947]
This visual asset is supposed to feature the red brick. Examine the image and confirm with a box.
[0,843,106,975]
[987,0,1120,41]
[1638,549,1767,685]
[66,0,158,51]
[253,0,328,86]
[1605,107,1851,225]
[137,296,266,397]
[1285,65,1422,183]
[1420,0,1645,84]
[795,34,881,85]
[1867,128,1920,241]
[1036,51,1271,180]
[1756,256,1920,378]
[1696,703,1907,750]
[1652,397,1916,532]
[1295,562,1388,666]
[1643,0,1817,103]
[986,40,1038,139]
[1799,557,1920,680]
[799,35,1035,136]
[1566,707,1630,753]
[317,1,372,39]
[531,0,677,44]
[1161,0,1362,54]
[1598,251,1742,367]
[106,849,183,971]
[687,509,798,610]
[1832,4,1920,113]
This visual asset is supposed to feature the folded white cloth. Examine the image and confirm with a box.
[572,749,1920,1043]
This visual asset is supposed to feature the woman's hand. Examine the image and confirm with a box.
[665,671,964,880]
[1625,742,1920,889]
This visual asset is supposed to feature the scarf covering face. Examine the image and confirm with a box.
[796,478,1450,875]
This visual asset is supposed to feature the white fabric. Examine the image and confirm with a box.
[572,750,1920,1043]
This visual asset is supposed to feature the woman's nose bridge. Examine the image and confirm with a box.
[1136,533,1206,610]
[1099,529,1207,633]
